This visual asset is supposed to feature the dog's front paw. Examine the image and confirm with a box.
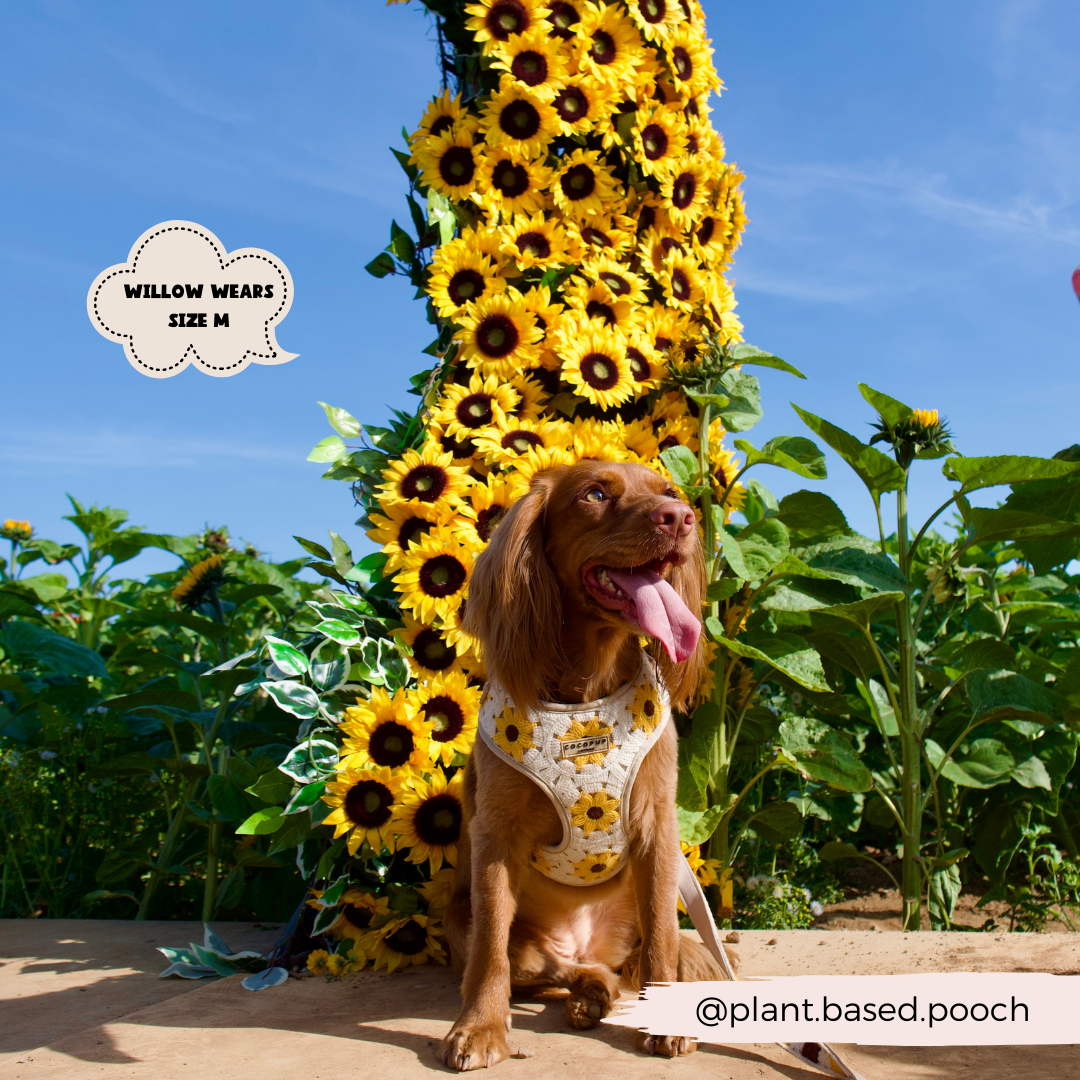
[441,1021,511,1071]
[565,978,614,1030]
[635,1032,697,1057]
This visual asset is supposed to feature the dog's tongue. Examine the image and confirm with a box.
[607,567,701,663]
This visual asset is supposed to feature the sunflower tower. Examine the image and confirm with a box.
[315,0,746,974]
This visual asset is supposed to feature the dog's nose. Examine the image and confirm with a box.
[651,500,695,539]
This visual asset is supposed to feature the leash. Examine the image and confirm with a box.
[677,857,869,1080]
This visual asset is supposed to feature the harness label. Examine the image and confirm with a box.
[558,734,612,759]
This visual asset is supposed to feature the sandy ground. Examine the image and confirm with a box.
[1,919,1079,1080]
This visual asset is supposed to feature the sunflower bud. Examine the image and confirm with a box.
[1,519,32,542]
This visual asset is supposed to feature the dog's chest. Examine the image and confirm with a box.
[477,653,670,887]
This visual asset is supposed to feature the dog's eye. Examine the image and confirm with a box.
[583,488,606,503]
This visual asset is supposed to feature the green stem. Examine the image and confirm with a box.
[202,821,221,921]
[136,778,196,920]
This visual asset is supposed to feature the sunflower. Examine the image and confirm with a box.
[456,290,543,377]
[654,409,699,454]
[378,444,472,520]
[341,688,430,773]
[546,0,584,38]
[418,867,456,916]
[363,913,446,973]
[474,415,575,468]
[691,208,731,267]
[683,114,723,163]
[413,129,479,201]
[410,89,478,146]
[572,849,621,882]
[565,211,637,259]
[631,105,686,178]
[458,223,506,264]
[171,553,226,608]
[659,251,706,311]
[622,416,661,461]
[490,27,568,100]
[659,157,710,227]
[558,324,635,409]
[431,372,520,442]
[322,765,408,857]
[665,23,720,99]
[394,767,464,874]
[328,889,392,943]
[624,0,681,42]
[452,472,528,546]
[681,841,721,888]
[518,285,567,347]
[465,0,551,54]
[624,333,666,392]
[475,147,551,220]
[549,74,617,136]
[575,1,646,86]
[559,281,634,334]
[396,616,474,679]
[583,255,649,305]
[638,302,690,353]
[395,530,476,624]
[571,417,629,462]
[480,77,559,160]
[557,715,614,769]
[506,371,549,420]
[432,429,482,471]
[704,273,742,341]
[307,949,332,976]
[627,680,662,732]
[492,702,535,761]
[570,789,620,834]
[638,224,689,279]
[499,213,572,271]
[413,670,482,764]
[428,245,507,320]
[367,502,440,573]
[509,444,577,484]
[551,148,622,220]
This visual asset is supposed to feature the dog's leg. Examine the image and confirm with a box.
[441,823,517,1071]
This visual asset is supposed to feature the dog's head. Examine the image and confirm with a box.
[464,460,705,712]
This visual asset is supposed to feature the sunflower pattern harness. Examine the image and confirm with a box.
[477,652,668,887]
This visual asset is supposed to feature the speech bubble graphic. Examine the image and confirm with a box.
[87,220,297,378]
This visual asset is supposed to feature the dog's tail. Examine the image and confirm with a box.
[620,934,738,991]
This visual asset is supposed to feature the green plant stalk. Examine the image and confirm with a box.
[136,777,197,920]
[894,472,923,931]
[202,821,221,921]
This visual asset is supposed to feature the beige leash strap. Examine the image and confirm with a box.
[677,856,868,1080]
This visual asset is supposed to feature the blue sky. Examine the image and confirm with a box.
[2,1,1078,580]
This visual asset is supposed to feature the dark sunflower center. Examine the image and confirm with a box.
[476,313,520,357]
[400,464,449,503]
[499,100,541,139]
[397,516,432,551]
[714,464,728,487]
[686,133,700,154]
[475,505,507,542]
[422,695,466,741]
[641,0,665,23]
[626,346,650,381]
[600,272,630,296]
[658,434,681,450]
[448,268,485,306]
[672,172,696,209]
[455,392,494,429]
[697,216,716,245]
[638,205,657,232]
[554,86,588,122]
[590,30,616,65]
[643,698,656,717]
[501,429,544,454]
[581,352,619,390]
[685,95,700,118]
[414,628,454,671]
[641,123,668,160]
[414,792,463,847]
[384,919,428,956]
[511,50,548,86]
[660,236,685,257]
[515,231,551,259]
[488,0,528,39]
[441,433,477,459]
[370,721,416,768]
[672,45,692,80]
[591,863,607,873]
[438,145,475,186]
[419,555,467,598]
[344,779,393,829]
[560,163,596,201]
[548,1,580,38]
[429,114,453,139]
[505,724,520,743]
[671,267,689,298]
[493,159,529,198]
[655,334,672,350]
[586,299,616,325]
[581,225,612,248]
[586,805,605,820]
[343,904,372,930]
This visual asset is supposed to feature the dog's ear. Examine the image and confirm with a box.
[650,532,706,712]
[463,474,562,712]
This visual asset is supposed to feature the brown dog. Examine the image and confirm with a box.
[441,460,727,1071]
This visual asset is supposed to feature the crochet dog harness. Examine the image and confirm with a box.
[477,651,668,887]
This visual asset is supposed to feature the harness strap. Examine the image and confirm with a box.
[678,855,869,1080]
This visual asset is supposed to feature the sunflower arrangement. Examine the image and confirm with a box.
[306,0,750,976]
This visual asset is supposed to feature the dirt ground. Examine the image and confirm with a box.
[2,919,1080,1080]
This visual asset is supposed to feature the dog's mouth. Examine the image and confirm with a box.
[581,556,700,663]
